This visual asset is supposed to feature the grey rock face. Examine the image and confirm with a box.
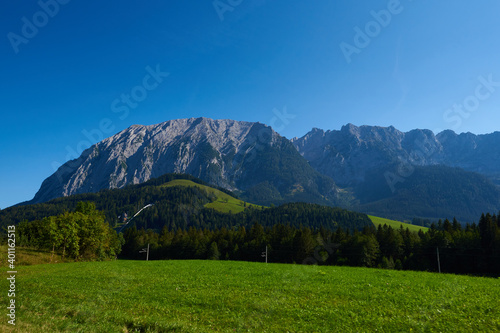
[292,124,500,186]
[31,118,335,205]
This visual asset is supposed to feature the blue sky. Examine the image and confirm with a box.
[1,0,500,208]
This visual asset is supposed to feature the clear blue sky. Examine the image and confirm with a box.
[1,0,500,208]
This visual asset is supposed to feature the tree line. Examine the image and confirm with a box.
[121,214,500,276]
[0,185,372,234]
[5,194,500,275]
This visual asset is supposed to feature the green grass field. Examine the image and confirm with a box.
[2,260,498,332]
[163,179,262,214]
[369,215,429,232]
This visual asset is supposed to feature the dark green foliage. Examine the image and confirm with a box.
[16,202,122,260]
[243,181,282,204]
[412,217,432,227]
[0,174,232,229]
[208,241,220,260]
[4,173,499,275]
[0,175,371,234]
[120,214,500,276]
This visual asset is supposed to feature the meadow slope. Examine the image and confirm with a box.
[162,179,261,214]
[369,215,429,232]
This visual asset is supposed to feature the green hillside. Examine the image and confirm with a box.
[2,260,498,332]
[369,215,429,232]
[0,174,257,228]
[162,179,262,213]
[1,174,371,233]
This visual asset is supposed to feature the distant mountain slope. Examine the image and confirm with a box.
[29,118,340,207]
[3,174,226,227]
[161,179,262,214]
[1,174,371,232]
[436,130,500,184]
[354,165,500,222]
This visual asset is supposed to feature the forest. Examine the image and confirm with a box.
[0,174,371,232]
[118,214,500,275]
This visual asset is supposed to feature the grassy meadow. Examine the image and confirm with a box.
[1,259,498,332]
[162,179,262,214]
[369,215,429,232]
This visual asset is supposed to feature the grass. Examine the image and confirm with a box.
[162,179,263,214]
[1,260,498,332]
[369,215,429,232]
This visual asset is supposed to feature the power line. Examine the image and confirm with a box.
[117,203,154,233]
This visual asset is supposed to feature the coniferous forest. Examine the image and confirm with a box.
[118,214,500,276]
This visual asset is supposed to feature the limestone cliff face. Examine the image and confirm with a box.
[31,118,337,205]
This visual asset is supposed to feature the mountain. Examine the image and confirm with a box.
[292,124,500,222]
[25,119,500,222]
[292,124,500,186]
[436,130,500,185]
[30,118,339,207]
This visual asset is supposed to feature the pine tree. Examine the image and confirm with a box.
[208,241,220,260]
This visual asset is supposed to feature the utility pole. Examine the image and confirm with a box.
[139,243,150,261]
[436,247,441,273]
[261,246,268,263]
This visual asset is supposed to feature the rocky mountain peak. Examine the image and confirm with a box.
[30,117,335,206]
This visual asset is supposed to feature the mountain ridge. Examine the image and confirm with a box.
[24,118,500,222]
[292,123,500,186]
[30,117,340,207]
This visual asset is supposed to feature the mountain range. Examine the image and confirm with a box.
[292,124,500,186]
[25,118,500,222]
